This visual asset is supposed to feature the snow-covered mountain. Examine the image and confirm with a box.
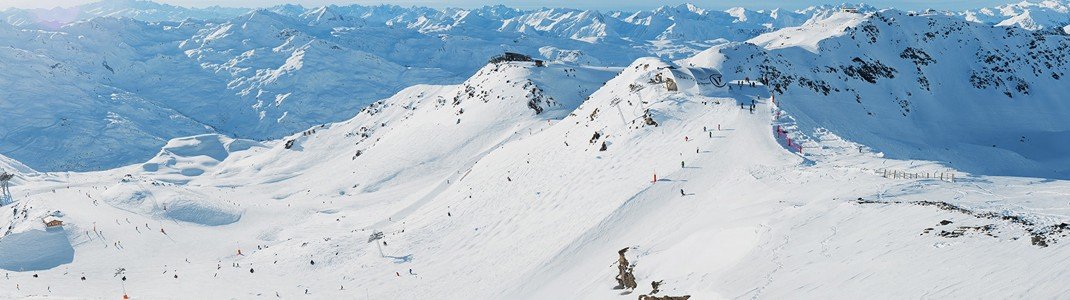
[2,3,1070,298]
[11,0,1065,172]
[0,2,832,172]
[0,0,246,28]
[961,0,1070,32]
[688,9,1070,178]
[3,48,1070,298]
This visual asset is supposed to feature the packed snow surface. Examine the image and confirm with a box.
[1,1,1070,299]
[2,56,1070,298]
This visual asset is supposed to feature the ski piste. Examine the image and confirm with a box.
[2,1,1070,299]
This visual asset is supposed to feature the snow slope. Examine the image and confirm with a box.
[12,1,1065,172]
[2,2,1070,299]
[1,52,1069,298]
[687,10,1070,179]
[0,2,824,172]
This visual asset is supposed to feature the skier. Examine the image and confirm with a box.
[681,161,685,168]
[680,189,686,196]
[615,248,630,289]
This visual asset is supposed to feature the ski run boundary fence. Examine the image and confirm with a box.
[876,168,956,182]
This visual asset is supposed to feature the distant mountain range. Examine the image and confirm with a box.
[0,0,1067,172]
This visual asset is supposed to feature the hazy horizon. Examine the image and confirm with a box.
[1,0,1015,12]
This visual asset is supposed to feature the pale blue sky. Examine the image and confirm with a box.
[2,0,1012,11]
